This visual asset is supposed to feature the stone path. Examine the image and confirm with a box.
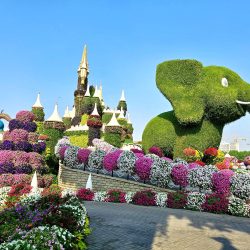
[84,201,250,250]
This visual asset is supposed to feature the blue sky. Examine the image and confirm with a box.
[0,0,250,149]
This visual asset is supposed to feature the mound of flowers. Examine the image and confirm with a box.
[0,185,90,249]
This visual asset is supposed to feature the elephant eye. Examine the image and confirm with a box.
[221,78,228,87]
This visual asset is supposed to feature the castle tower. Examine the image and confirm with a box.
[117,90,127,115]
[32,93,45,122]
[74,45,89,117]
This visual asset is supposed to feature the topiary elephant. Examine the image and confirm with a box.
[142,59,250,158]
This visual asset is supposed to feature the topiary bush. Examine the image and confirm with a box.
[117,150,136,175]
[103,150,122,172]
[31,107,45,122]
[88,149,106,170]
[135,156,153,181]
[230,173,250,200]
[132,189,156,206]
[167,191,187,209]
[142,59,250,157]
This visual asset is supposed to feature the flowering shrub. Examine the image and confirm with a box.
[3,131,11,141]
[171,164,189,188]
[135,156,153,181]
[77,148,91,164]
[230,173,250,200]
[8,183,32,197]
[64,146,81,169]
[54,137,71,158]
[201,193,229,213]
[0,140,14,150]
[9,129,29,143]
[188,165,217,191]
[135,153,145,158]
[16,110,35,122]
[186,192,206,211]
[183,147,203,162]
[212,170,234,195]
[0,163,15,174]
[28,132,39,143]
[150,158,172,188]
[155,192,168,207]
[92,138,114,153]
[87,115,103,128]
[125,192,135,203]
[88,149,106,170]
[93,191,108,202]
[76,188,94,201]
[28,152,44,169]
[215,159,230,170]
[15,165,33,174]
[117,151,136,175]
[149,146,163,157]
[103,150,122,172]
[228,196,249,217]
[22,122,37,132]
[59,146,69,161]
[167,191,187,209]
[106,189,126,203]
[14,141,32,152]
[32,142,46,153]
[130,148,144,154]
[132,189,156,206]
[161,157,172,162]
[8,119,23,131]
[0,150,14,165]
[204,147,218,157]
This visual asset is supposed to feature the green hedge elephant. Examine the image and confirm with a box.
[142,59,250,157]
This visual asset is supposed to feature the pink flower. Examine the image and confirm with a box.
[3,131,11,141]
[171,164,189,188]
[10,129,28,143]
[149,146,163,157]
[28,152,44,168]
[135,157,153,181]
[0,150,14,165]
[77,148,91,164]
[16,110,35,122]
[212,169,234,195]
[103,150,123,172]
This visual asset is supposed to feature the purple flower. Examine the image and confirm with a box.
[1,140,14,150]
[16,110,35,123]
[212,170,234,195]
[9,119,23,131]
[23,122,37,132]
[103,150,123,172]
[135,153,145,158]
[15,141,32,152]
[171,164,189,188]
[77,148,91,164]
[149,146,163,157]
[135,156,153,181]
[15,165,33,174]
[131,148,144,154]
[162,157,173,162]
[0,162,15,174]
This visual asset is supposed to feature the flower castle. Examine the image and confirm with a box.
[32,45,134,149]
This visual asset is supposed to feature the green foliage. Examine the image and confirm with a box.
[104,132,121,148]
[117,118,127,126]
[63,117,72,129]
[102,113,112,124]
[82,97,102,115]
[126,123,134,134]
[143,59,250,157]
[69,134,88,148]
[142,111,223,157]
[229,151,250,161]
[88,127,101,146]
[36,121,44,134]
[89,85,95,97]
[117,101,127,114]
[31,107,45,122]
[80,114,89,125]
[64,130,88,136]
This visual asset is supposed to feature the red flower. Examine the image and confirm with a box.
[204,147,218,157]
[194,160,206,166]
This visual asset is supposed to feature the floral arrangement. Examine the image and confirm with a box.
[135,156,153,181]
[167,191,187,209]
[103,150,122,172]
[117,150,136,175]
[9,129,29,143]
[148,146,163,157]
[0,140,14,150]
[28,132,39,143]
[130,148,144,154]
[54,137,71,158]
[155,192,168,207]
[0,163,15,174]
[212,170,234,195]
[132,189,156,206]
[150,158,172,188]
[105,189,126,203]
[16,110,35,122]
[188,165,217,191]
[92,138,115,153]
[77,148,91,164]
[59,146,69,161]
[76,188,95,201]
[64,146,81,169]
[87,115,103,128]
[230,173,250,200]
[183,147,203,162]
[171,163,189,188]
[88,149,106,170]
[201,193,229,213]
[186,192,206,211]
[228,196,250,217]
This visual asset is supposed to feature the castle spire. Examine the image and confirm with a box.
[120,90,126,101]
[47,103,63,122]
[32,93,43,108]
[79,45,88,71]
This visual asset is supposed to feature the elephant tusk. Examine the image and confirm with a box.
[236,100,250,105]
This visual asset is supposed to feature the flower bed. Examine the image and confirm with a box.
[0,186,90,249]
[73,187,250,217]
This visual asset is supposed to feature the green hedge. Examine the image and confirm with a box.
[63,117,71,129]
[43,128,64,155]
[69,134,88,148]
[102,113,112,124]
[104,132,121,148]
[82,97,103,115]
[32,107,45,122]
[64,130,88,136]
[229,151,250,161]
[117,101,127,115]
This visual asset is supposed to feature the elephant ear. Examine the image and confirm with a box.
[156,59,205,126]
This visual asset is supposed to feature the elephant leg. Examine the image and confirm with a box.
[142,111,177,155]
[173,119,224,158]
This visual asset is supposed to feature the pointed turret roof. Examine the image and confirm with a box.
[84,85,90,97]
[120,90,126,101]
[118,107,125,119]
[91,103,100,116]
[69,106,76,118]
[63,106,71,118]
[93,85,99,98]
[32,93,43,108]
[99,82,103,100]
[106,111,121,127]
[79,45,88,70]
[47,103,63,122]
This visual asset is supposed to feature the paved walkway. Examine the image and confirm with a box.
[84,201,250,250]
